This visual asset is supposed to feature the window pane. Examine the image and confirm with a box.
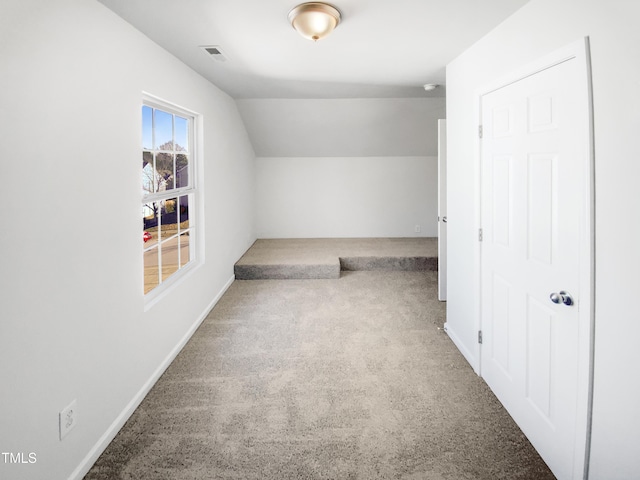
[175,116,189,152]
[144,247,159,294]
[142,151,155,194]
[142,106,153,150]
[180,232,190,268]
[161,237,179,281]
[159,198,178,240]
[156,153,174,191]
[178,195,190,230]
[142,202,159,247]
[176,154,189,189]
[154,109,173,150]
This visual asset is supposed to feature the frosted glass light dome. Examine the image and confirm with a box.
[288,3,341,42]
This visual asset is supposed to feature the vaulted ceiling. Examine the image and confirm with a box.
[97,0,530,99]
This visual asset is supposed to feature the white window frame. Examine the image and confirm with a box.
[142,94,201,306]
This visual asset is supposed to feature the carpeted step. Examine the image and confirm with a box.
[339,256,438,272]
[234,256,437,279]
[233,238,439,280]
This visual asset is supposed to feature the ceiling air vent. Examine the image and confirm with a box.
[200,45,227,62]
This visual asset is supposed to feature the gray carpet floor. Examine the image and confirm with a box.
[85,271,555,479]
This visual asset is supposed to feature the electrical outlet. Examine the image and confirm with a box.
[414,225,421,233]
[59,400,77,440]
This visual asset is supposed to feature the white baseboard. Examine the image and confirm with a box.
[443,321,480,375]
[69,274,236,480]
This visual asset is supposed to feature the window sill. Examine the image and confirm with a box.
[143,260,202,312]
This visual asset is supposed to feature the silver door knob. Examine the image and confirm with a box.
[550,291,573,306]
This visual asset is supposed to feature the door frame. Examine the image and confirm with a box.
[476,38,595,479]
[438,119,447,301]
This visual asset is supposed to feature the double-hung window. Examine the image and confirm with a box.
[142,98,196,295]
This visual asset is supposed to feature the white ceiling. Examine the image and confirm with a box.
[97,0,530,99]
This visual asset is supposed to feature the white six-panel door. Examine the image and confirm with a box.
[480,43,592,480]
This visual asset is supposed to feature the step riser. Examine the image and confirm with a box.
[340,256,437,272]
[234,264,340,280]
[235,256,437,280]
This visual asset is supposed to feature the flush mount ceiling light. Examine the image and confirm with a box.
[423,84,438,92]
[288,2,341,42]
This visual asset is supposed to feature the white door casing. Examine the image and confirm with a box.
[479,39,593,480]
[438,119,447,301]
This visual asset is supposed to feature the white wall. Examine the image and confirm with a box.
[445,0,640,478]
[256,156,437,238]
[240,98,445,238]
[0,1,255,479]
[237,98,445,158]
